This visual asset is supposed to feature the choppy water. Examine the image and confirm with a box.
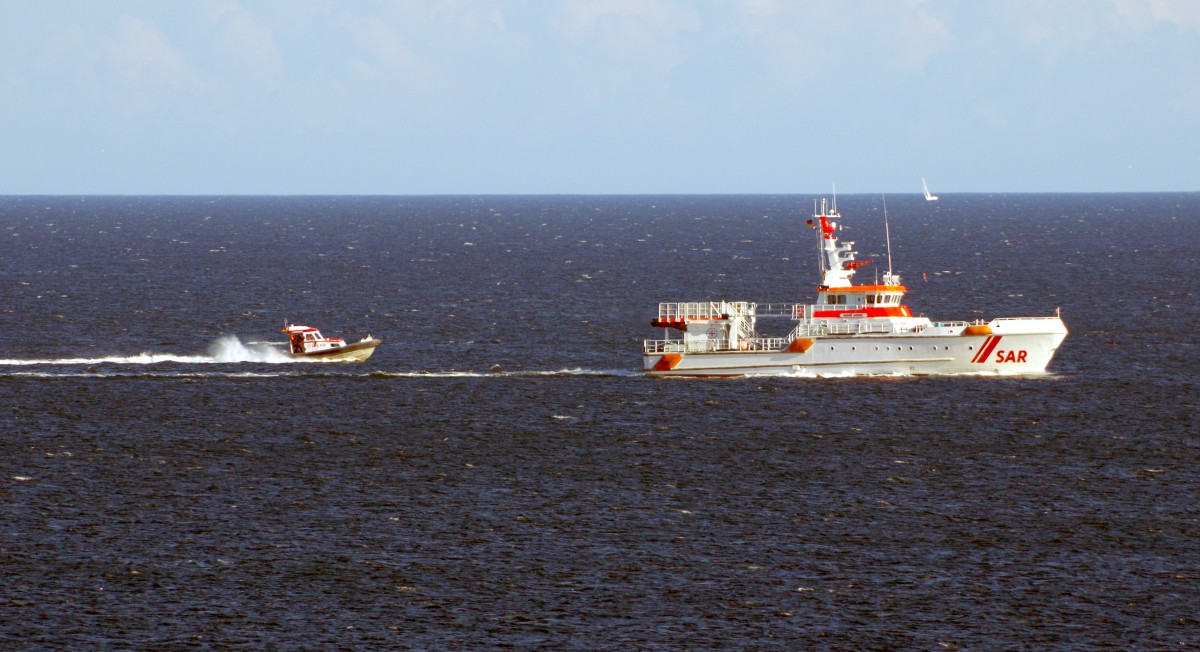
[2,194,1197,649]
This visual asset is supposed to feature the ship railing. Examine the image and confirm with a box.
[644,338,722,354]
[644,339,669,354]
[644,336,788,354]
[787,322,869,336]
[656,301,754,320]
[788,321,927,337]
[755,303,808,318]
[754,337,789,351]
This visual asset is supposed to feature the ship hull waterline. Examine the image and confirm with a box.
[644,331,1065,377]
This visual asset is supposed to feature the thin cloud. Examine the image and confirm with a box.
[93,15,215,114]
[209,7,285,90]
[553,0,700,66]
[1110,0,1200,32]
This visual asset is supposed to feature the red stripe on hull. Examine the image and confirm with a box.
[971,335,1002,364]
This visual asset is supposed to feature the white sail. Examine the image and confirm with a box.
[922,178,938,201]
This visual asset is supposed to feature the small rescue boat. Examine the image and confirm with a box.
[643,197,1067,377]
[282,323,381,362]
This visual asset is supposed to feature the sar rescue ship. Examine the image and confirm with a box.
[642,198,1067,377]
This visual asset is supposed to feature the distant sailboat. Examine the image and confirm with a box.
[922,178,938,201]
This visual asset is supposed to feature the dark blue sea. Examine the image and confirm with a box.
[2,194,1197,650]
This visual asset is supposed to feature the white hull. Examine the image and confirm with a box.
[290,338,381,362]
[283,324,381,362]
[645,319,1066,377]
[642,197,1066,379]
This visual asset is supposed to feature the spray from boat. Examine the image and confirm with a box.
[208,335,293,362]
[0,335,293,366]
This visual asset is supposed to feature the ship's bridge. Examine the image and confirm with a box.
[813,284,912,318]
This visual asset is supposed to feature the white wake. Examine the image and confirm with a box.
[0,335,293,365]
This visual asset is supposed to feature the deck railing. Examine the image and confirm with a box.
[644,336,790,354]
[787,321,922,337]
[645,338,719,354]
[655,301,753,320]
[755,303,808,318]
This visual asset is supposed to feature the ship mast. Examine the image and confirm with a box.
[812,198,826,276]
[881,195,900,286]
[812,197,856,288]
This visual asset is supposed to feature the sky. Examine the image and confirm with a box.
[1,0,1198,195]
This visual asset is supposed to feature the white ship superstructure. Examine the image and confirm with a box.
[643,199,1066,377]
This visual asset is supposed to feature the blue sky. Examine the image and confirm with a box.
[1,0,1198,194]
